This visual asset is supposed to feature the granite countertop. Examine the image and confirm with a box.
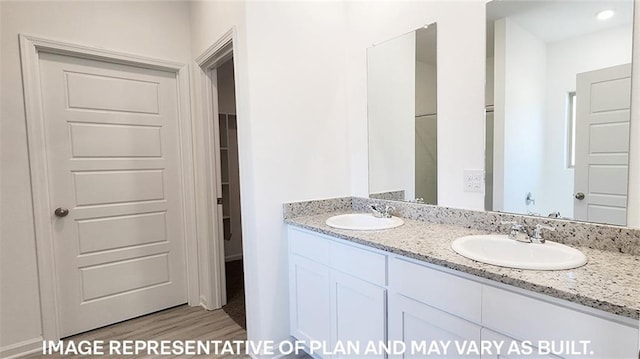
[286,211,640,321]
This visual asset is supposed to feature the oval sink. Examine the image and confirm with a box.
[451,235,587,270]
[326,213,404,231]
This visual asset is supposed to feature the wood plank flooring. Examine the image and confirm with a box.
[18,305,308,359]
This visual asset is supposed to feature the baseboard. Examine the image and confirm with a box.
[225,253,243,262]
[1,337,42,359]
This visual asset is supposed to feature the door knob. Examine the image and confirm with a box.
[574,192,585,200]
[54,207,69,217]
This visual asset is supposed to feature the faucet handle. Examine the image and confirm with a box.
[501,221,529,242]
[370,204,394,218]
[384,205,395,216]
[531,224,555,243]
[535,224,555,231]
[370,204,383,218]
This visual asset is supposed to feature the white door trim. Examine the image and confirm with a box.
[191,28,235,309]
[18,34,200,341]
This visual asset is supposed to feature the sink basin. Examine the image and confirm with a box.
[451,235,587,270]
[325,213,404,231]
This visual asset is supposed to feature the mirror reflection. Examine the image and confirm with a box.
[368,23,437,204]
[486,0,634,226]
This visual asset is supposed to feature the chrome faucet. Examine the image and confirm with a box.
[501,221,555,244]
[531,224,555,244]
[501,221,530,243]
[370,204,395,218]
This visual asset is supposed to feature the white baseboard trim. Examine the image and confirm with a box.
[225,253,243,262]
[1,337,42,359]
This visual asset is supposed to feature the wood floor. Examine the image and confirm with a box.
[18,305,309,359]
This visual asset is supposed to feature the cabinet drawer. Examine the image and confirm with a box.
[329,240,387,286]
[482,285,639,359]
[390,257,481,322]
[289,227,329,264]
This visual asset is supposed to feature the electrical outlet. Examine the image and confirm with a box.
[463,170,485,193]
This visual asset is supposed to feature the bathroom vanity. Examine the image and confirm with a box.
[284,198,640,359]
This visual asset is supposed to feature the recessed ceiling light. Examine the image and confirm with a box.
[596,9,615,20]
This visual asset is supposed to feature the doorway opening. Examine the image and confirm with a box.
[214,58,245,328]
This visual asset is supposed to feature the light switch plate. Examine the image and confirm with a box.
[463,170,485,193]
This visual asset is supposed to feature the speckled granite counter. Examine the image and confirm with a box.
[286,211,640,321]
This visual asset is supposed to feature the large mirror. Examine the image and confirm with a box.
[486,0,634,226]
[368,23,438,204]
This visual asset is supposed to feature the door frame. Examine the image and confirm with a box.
[19,34,200,341]
[191,28,236,310]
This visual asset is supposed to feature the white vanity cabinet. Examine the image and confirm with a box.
[288,227,640,359]
[389,256,639,359]
[289,227,387,357]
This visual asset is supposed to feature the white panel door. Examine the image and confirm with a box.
[39,52,187,337]
[574,64,631,225]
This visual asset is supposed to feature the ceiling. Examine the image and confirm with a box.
[486,0,634,56]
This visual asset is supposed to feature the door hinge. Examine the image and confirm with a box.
[217,197,223,205]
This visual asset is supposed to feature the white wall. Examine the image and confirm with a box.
[0,1,192,355]
[495,18,546,214]
[540,25,632,218]
[244,1,351,345]
[367,31,416,198]
[345,1,487,210]
[190,1,351,352]
[493,21,506,211]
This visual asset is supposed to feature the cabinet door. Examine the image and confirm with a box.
[290,255,331,345]
[480,328,560,359]
[330,270,387,358]
[388,293,482,359]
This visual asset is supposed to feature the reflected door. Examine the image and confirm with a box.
[39,52,188,337]
[574,64,631,225]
